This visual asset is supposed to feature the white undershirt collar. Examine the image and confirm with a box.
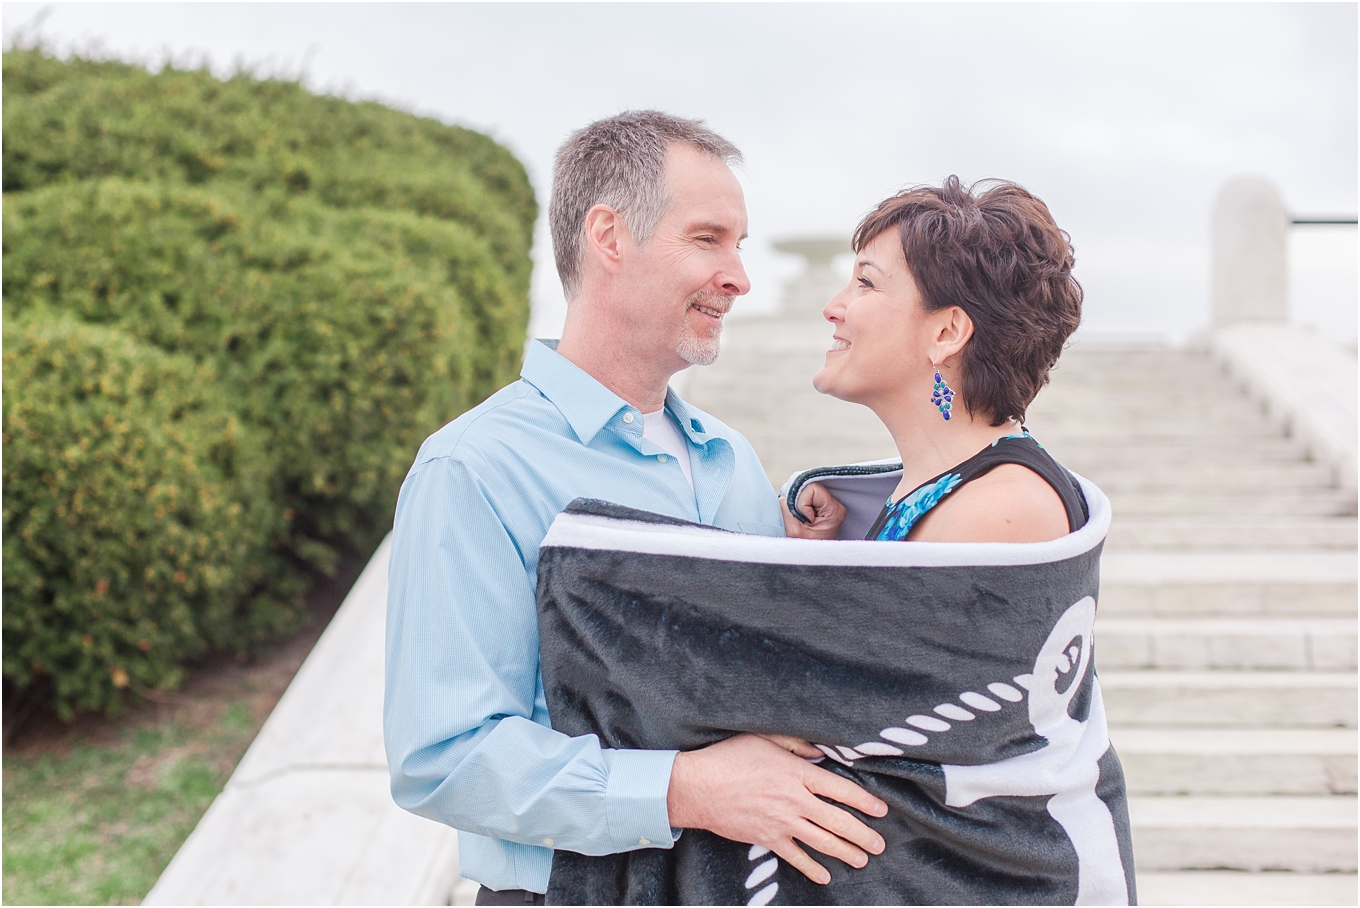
[642,408,695,492]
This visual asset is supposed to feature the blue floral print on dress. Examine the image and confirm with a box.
[875,472,963,541]
[989,427,1037,448]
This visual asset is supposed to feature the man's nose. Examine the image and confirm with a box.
[717,251,751,297]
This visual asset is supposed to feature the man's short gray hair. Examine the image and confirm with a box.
[549,110,742,300]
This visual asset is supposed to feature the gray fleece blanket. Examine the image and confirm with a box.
[535,465,1134,906]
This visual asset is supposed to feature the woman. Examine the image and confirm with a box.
[784,175,1086,544]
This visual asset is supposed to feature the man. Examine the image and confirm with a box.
[384,111,886,906]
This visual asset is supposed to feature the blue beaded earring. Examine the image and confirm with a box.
[931,365,955,421]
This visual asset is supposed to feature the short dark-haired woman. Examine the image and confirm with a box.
[785,175,1087,543]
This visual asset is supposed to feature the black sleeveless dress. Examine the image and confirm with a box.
[865,430,1088,541]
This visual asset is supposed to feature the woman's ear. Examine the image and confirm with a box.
[931,306,974,365]
[583,204,624,276]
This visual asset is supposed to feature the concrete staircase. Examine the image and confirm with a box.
[684,316,1358,905]
[1030,346,1358,905]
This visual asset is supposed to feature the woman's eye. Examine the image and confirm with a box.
[857,277,874,289]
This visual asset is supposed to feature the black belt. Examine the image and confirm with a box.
[473,886,545,906]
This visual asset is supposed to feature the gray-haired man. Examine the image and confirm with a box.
[384,111,886,905]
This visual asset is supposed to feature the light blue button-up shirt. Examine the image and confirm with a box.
[384,339,784,893]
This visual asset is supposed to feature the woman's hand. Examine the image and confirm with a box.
[781,482,847,540]
[758,733,826,760]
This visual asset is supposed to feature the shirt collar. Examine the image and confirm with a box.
[521,339,712,447]
[521,339,633,445]
[664,387,711,443]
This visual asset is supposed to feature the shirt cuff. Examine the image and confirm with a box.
[603,748,679,851]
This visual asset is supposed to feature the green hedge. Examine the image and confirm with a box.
[3,316,302,716]
[3,49,535,716]
[2,51,534,296]
[3,178,524,558]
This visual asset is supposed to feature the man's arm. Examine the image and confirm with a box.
[383,456,677,855]
[383,454,887,881]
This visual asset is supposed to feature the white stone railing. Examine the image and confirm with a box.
[1205,177,1358,496]
[144,536,470,906]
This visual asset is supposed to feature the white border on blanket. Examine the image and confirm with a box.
[541,473,1109,569]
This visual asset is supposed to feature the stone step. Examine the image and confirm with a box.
[1048,354,1230,374]
[1030,419,1289,439]
[1112,727,1357,795]
[1030,394,1274,415]
[1028,402,1284,424]
[1047,444,1317,470]
[1101,583,1357,617]
[1098,552,1357,617]
[1035,373,1259,390]
[1096,618,1357,671]
[1128,796,1357,872]
[1103,492,1351,518]
[1107,517,1357,550]
[1045,429,1307,452]
[1034,390,1260,407]
[1037,391,1267,409]
[1135,870,1358,906]
[1099,671,1357,728]
[1071,464,1338,492]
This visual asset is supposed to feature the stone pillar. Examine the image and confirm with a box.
[1212,177,1289,325]
[773,237,850,316]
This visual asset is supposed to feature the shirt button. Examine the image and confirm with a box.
[657,454,668,463]
[622,412,634,423]
[638,838,651,846]
[542,837,554,847]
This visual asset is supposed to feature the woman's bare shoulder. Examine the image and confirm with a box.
[909,463,1070,543]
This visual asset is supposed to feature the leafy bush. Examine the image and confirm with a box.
[1,50,534,296]
[2,316,302,717]
[2,48,535,715]
[3,178,523,558]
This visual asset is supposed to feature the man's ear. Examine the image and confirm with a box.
[931,306,975,364]
[583,204,624,276]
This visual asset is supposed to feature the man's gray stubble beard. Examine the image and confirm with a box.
[676,293,728,366]
[676,329,721,366]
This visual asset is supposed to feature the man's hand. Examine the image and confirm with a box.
[666,733,888,885]
[781,482,847,540]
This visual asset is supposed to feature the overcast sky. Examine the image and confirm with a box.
[5,2,1357,342]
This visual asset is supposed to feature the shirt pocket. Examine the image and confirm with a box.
[737,521,785,538]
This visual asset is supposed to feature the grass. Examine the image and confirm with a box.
[2,703,257,905]
[2,556,362,906]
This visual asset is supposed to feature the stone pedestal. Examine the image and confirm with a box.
[772,236,850,316]
[1212,178,1289,325]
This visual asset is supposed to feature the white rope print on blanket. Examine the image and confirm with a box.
[740,597,1127,907]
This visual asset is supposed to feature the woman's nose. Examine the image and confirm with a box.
[823,283,851,322]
